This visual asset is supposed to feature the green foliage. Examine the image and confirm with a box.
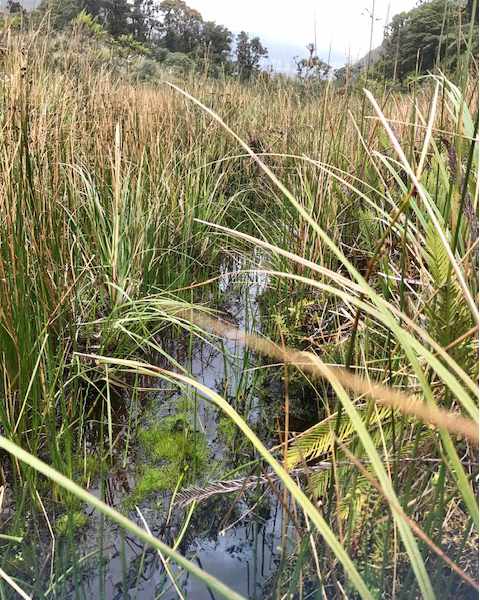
[157,0,232,68]
[38,0,80,29]
[374,0,478,81]
[201,20,232,65]
[0,14,23,30]
[163,50,195,72]
[158,0,202,54]
[73,10,107,38]
[126,465,179,506]
[133,57,158,81]
[131,414,209,502]
[72,454,103,485]
[235,31,268,81]
[425,223,474,363]
[286,406,392,469]
[38,0,142,36]
[54,511,88,536]
[117,33,151,56]
[218,415,237,448]
[36,0,247,78]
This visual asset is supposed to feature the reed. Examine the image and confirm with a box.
[0,21,477,599]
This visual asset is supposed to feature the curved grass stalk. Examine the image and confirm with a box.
[0,436,246,600]
[77,353,376,600]
[183,309,477,444]
[365,89,478,324]
[194,222,478,404]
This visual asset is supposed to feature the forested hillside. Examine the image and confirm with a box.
[2,0,479,84]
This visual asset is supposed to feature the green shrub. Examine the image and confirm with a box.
[73,10,107,39]
[163,52,195,73]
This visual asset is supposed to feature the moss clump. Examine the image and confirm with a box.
[72,453,103,485]
[55,511,88,536]
[128,414,208,504]
[125,465,180,507]
[141,429,184,460]
[218,416,236,448]
[138,414,207,469]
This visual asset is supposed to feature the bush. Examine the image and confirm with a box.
[73,10,107,40]
[134,58,159,82]
[163,52,195,73]
[117,34,151,57]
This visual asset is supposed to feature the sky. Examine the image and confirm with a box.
[10,0,420,72]
[187,0,419,70]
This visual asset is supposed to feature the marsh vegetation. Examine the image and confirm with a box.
[0,4,478,598]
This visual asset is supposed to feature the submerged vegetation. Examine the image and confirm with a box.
[129,413,209,504]
[0,2,478,598]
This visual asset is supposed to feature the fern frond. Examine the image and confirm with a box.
[287,405,392,469]
[175,462,331,509]
[426,222,450,288]
[425,222,474,356]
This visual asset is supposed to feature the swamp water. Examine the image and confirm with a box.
[51,264,298,599]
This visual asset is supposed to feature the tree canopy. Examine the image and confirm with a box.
[34,0,263,77]
[375,0,478,82]
[235,31,268,80]
[9,0,478,84]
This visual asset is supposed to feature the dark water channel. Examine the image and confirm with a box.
[69,263,292,599]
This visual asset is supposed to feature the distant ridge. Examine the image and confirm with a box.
[352,44,384,71]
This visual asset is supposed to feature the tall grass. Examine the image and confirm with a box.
[0,22,478,599]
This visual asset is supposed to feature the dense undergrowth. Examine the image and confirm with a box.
[0,23,478,600]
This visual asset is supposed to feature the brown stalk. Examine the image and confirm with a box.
[184,310,478,445]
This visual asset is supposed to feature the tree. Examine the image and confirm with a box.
[38,0,82,28]
[155,1,233,70]
[130,0,159,42]
[101,0,132,37]
[158,0,203,54]
[38,0,132,36]
[235,31,268,80]
[200,21,231,65]
[376,0,476,82]
[296,43,331,81]
[7,1,25,13]
[37,0,235,76]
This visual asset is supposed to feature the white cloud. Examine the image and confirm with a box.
[188,0,418,65]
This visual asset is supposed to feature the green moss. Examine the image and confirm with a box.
[129,414,209,504]
[72,453,103,485]
[125,465,180,507]
[139,423,186,461]
[218,416,236,448]
[139,414,208,467]
[55,511,88,536]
